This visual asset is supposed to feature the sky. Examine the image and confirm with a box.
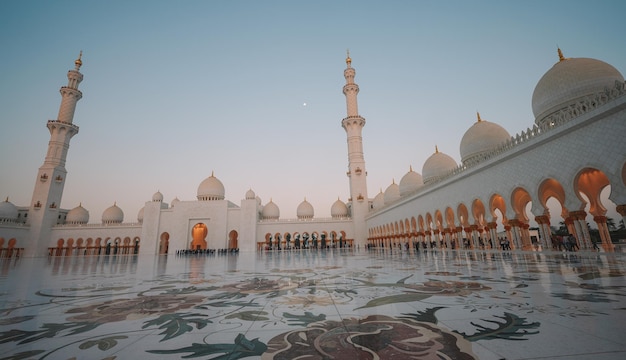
[0,0,625,226]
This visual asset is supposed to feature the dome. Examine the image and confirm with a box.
[0,198,18,221]
[422,146,457,185]
[66,203,89,224]
[532,51,624,126]
[152,191,163,202]
[261,199,280,220]
[137,206,144,223]
[373,189,385,209]
[245,189,256,200]
[460,113,511,165]
[331,198,349,218]
[296,198,314,219]
[170,197,180,208]
[197,172,225,201]
[399,166,423,197]
[383,181,400,204]
[102,202,124,224]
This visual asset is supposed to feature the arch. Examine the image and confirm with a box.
[159,232,170,254]
[471,199,486,225]
[457,203,470,227]
[434,210,444,231]
[444,207,455,229]
[538,178,567,218]
[511,188,533,222]
[228,230,238,249]
[191,223,208,250]
[575,167,610,217]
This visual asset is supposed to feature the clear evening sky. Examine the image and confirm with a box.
[1,0,624,225]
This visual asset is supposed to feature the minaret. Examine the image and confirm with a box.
[341,51,369,246]
[27,53,84,256]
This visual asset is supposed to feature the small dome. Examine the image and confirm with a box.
[137,206,144,223]
[170,197,180,208]
[102,203,124,224]
[399,167,423,197]
[532,52,624,126]
[296,198,314,219]
[383,181,400,204]
[460,113,510,165]
[245,189,256,200]
[372,189,385,209]
[0,198,18,221]
[197,172,225,201]
[331,198,349,218]
[66,203,89,224]
[422,147,457,185]
[261,199,280,220]
[152,191,163,202]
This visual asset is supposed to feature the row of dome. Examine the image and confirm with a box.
[0,190,351,224]
[374,51,625,207]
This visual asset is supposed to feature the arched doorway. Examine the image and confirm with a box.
[191,223,208,250]
[228,230,238,249]
[159,233,169,254]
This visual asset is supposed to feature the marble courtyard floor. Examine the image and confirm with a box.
[0,248,625,359]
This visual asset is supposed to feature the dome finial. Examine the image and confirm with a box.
[557,47,566,62]
[409,165,413,172]
[4,196,8,202]
[346,49,352,67]
[435,145,439,153]
[477,111,482,122]
[74,50,83,70]
[211,170,214,177]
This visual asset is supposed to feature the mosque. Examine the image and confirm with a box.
[1,49,625,257]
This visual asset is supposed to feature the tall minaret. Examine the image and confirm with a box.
[27,53,84,256]
[341,51,369,246]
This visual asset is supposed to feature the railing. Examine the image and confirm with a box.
[53,222,142,228]
[0,248,23,259]
[48,245,139,257]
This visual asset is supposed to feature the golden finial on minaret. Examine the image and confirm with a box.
[557,47,565,62]
[477,111,482,122]
[74,50,83,70]
[435,145,439,153]
[346,49,352,67]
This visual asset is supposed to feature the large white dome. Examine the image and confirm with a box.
[0,198,18,221]
[66,203,89,224]
[245,189,256,200]
[197,172,225,201]
[262,199,280,220]
[372,189,385,209]
[460,113,510,165]
[137,206,144,223]
[532,51,623,126]
[399,167,423,197]
[152,191,163,202]
[102,203,124,224]
[330,198,349,218]
[422,147,457,185]
[383,181,400,204]
[296,198,314,219]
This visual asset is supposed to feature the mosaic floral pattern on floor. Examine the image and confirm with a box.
[0,250,625,359]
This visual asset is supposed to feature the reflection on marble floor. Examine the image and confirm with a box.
[0,249,625,359]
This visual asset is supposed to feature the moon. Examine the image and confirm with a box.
[303,102,307,106]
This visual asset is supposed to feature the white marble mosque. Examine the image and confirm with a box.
[0,49,625,360]
[1,49,625,258]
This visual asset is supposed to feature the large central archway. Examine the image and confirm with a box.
[191,223,208,250]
